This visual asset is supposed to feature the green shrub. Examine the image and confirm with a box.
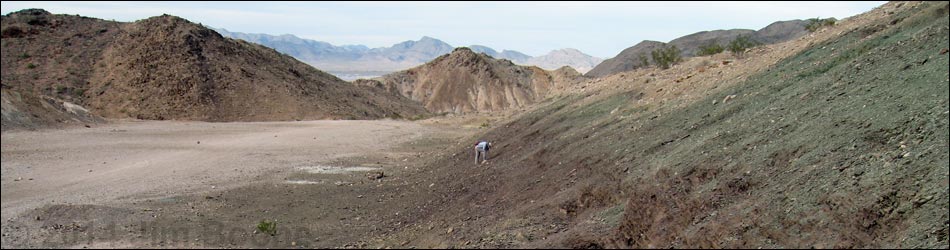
[26,63,36,69]
[651,45,682,70]
[697,40,725,56]
[805,17,837,32]
[257,220,277,236]
[728,35,760,57]
[637,54,650,67]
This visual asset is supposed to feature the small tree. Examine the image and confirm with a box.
[637,53,650,67]
[697,40,724,56]
[805,17,836,32]
[651,45,682,70]
[728,35,759,58]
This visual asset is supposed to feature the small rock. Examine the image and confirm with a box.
[197,141,200,144]
[941,48,948,55]
[367,171,385,180]
[447,227,454,234]
[291,241,296,246]
[88,169,93,172]
[14,177,22,182]
[357,195,364,199]
[516,232,527,241]
[722,94,738,103]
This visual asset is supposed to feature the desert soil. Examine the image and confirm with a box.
[1,118,479,248]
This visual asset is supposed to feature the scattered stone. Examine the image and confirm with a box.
[88,169,93,172]
[447,227,454,234]
[941,48,948,55]
[913,195,934,207]
[722,95,738,103]
[516,232,527,241]
[367,171,385,180]
[14,177,22,182]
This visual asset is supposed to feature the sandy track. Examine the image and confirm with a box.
[1,120,431,220]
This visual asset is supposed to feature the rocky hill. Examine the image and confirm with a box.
[669,29,755,56]
[382,1,948,248]
[1,9,427,129]
[584,40,666,78]
[586,19,810,78]
[370,47,585,113]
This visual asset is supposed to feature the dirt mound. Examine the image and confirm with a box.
[1,10,427,128]
[374,47,584,113]
[373,1,947,248]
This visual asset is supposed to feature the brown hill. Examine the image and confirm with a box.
[669,29,755,56]
[587,19,811,78]
[584,40,666,78]
[1,9,426,129]
[372,47,584,113]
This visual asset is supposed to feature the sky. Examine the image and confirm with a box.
[1,1,885,58]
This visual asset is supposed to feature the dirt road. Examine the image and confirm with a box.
[1,120,434,222]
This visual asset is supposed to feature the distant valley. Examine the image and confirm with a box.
[212,28,603,80]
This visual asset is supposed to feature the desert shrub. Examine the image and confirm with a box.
[637,53,651,67]
[728,35,760,57]
[805,17,837,32]
[697,40,725,56]
[257,220,277,236]
[27,63,37,69]
[651,45,682,70]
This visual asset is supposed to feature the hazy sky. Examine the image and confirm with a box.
[2,1,884,58]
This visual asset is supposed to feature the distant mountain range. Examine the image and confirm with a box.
[211,28,603,80]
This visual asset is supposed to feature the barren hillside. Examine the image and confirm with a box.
[373,1,949,248]
[372,47,585,113]
[1,10,427,129]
